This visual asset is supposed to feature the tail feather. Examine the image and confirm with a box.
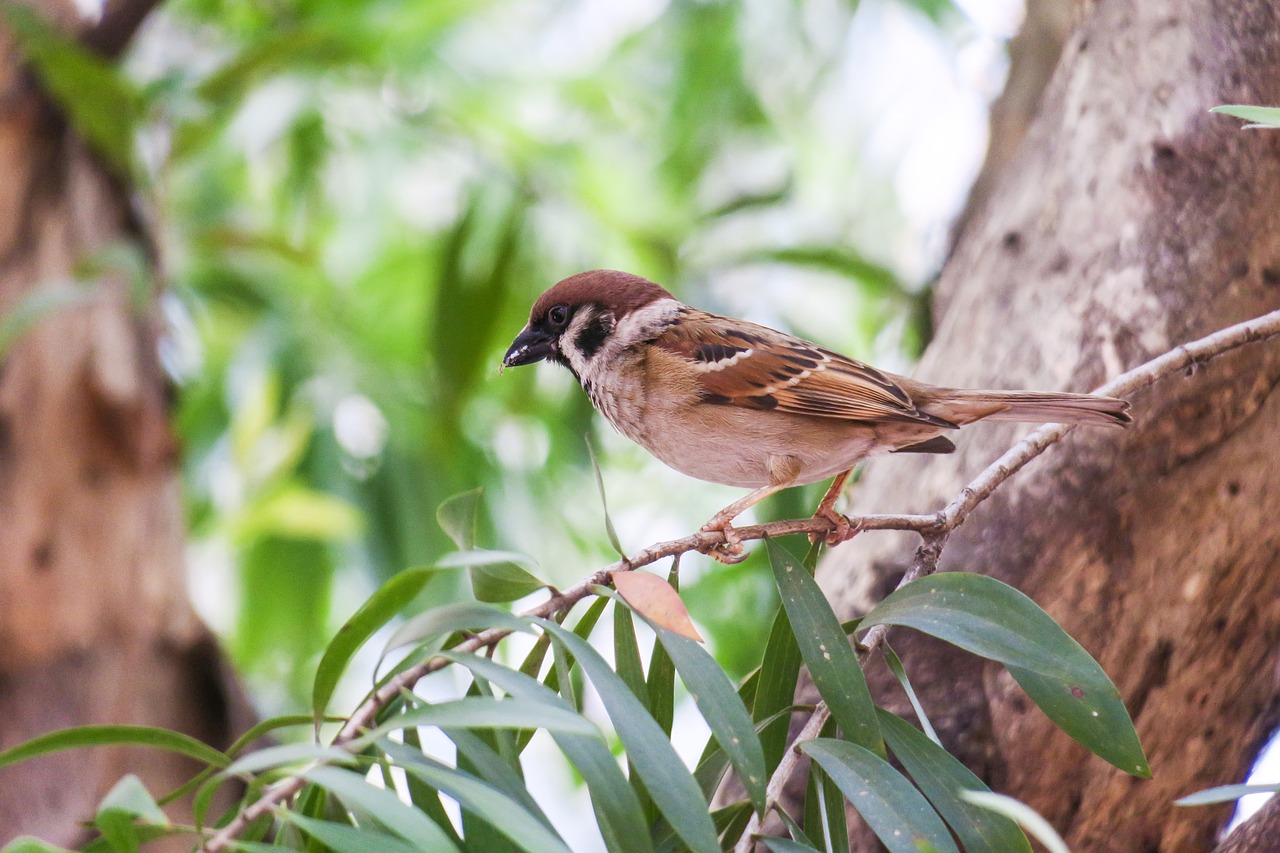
[924,389,1132,428]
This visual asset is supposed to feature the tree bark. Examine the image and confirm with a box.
[0,2,250,846]
[818,0,1280,850]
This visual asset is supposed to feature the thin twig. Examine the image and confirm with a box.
[204,309,1280,853]
[735,308,1280,851]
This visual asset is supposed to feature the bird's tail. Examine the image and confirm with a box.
[922,389,1132,427]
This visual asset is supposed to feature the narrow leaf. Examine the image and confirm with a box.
[646,624,767,815]
[443,652,653,853]
[0,725,228,771]
[614,571,702,641]
[1210,104,1280,128]
[313,566,444,719]
[877,710,1030,852]
[881,642,940,746]
[861,573,1147,776]
[383,602,530,656]
[767,541,882,755]
[536,619,720,853]
[960,791,1071,853]
[225,744,356,777]
[302,766,460,852]
[755,599,803,774]
[1176,782,1280,807]
[1,839,75,853]
[279,813,421,853]
[585,434,625,557]
[354,696,601,745]
[470,561,548,603]
[381,740,571,853]
[801,739,958,853]
[759,839,823,853]
[98,776,168,826]
[437,488,483,550]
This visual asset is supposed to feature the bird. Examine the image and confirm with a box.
[502,270,1131,562]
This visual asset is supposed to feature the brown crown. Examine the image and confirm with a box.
[529,270,675,322]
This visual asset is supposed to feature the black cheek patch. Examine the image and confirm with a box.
[575,316,612,358]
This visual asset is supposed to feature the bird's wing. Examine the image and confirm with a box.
[654,309,956,428]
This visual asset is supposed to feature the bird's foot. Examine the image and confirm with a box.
[697,516,748,564]
[810,505,860,547]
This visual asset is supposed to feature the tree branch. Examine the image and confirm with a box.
[203,308,1280,853]
[737,308,1280,850]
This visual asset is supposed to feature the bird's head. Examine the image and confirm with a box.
[502,270,675,371]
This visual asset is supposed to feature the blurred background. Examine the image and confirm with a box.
[127,0,1016,717]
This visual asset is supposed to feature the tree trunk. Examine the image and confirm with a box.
[0,3,250,845]
[818,0,1280,850]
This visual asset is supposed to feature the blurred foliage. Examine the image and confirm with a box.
[11,0,998,706]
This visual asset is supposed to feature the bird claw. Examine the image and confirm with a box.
[698,518,749,564]
[810,506,860,547]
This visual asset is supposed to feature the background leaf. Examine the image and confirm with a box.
[861,573,1147,775]
[801,739,958,853]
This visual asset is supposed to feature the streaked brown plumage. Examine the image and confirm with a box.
[504,270,1131,561]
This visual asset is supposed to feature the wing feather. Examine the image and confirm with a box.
[655,309,956,429]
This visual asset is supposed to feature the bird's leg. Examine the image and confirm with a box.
[698,483,787,564]
[810,468,858,546]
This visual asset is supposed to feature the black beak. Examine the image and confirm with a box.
[503,326,557,368]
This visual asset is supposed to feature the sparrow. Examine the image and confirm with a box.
[503,270,1131,562]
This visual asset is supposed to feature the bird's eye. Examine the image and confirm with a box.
[548,305,570,327]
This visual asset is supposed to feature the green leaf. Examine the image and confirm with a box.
[437,488,484,550]
[224,744,357,776]
[881,642,940,746]
[860,573,1148,776]
[801,739,959,853]
[313,566,445,718]
[232,485,363,542]
[302,766,460,852]
[759,839,823,853]
[470,561,548,603]
[767,541,882,755]
[754,596,804,775]
[1009,666,1150,778]
[353,696,601,746]
[536,619,721,853]
[1,839,75,853]
[613,600,649,702]
[441,727,554,832]
[444,652,653,853]
[586,434,625,557]
[383,602,530,656]
[1211,104,1280,129]
[0,725,228,771]
[1176,782,1280,806]
[3,5,140,176]
[959,791,1071,853]
[278,812,421,853]
[645,622,767,816]
[876,710,1030,853]
[98,775,168,826]
[380,740,571,853]
[400,729,466,848]
[647,562,680,738]
[806,759,848,853]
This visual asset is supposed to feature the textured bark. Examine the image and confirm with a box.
[817,0,1280,850]
[0,2,250,846]
[1215,794,1280,853]
[948,0,1076,253]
